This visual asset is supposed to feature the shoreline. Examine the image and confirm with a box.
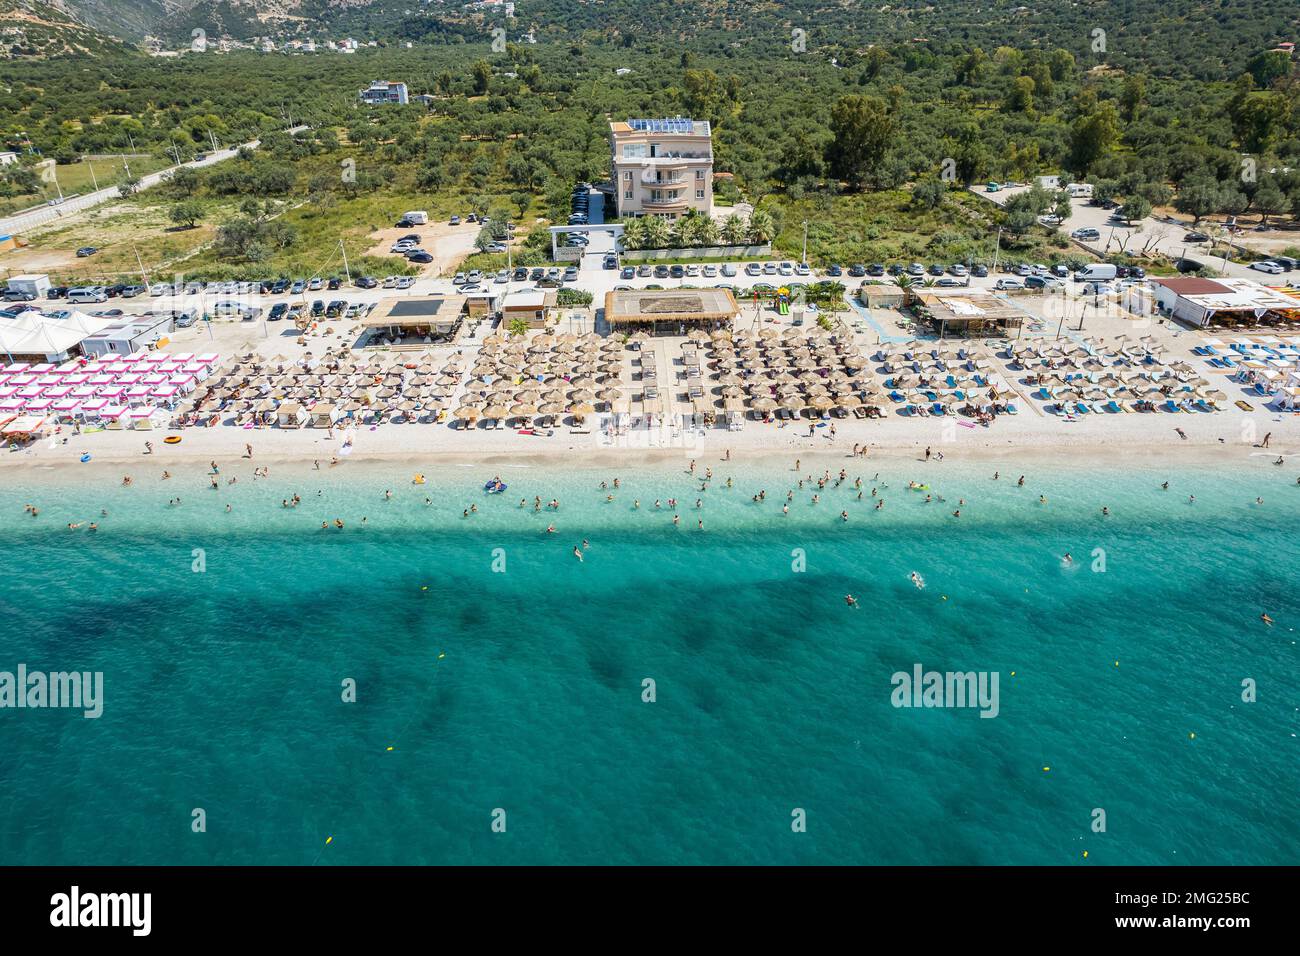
[4,429,1294,487]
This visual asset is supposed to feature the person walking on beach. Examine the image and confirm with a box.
[1261,432,1271,448]
[924,446,931,461]
[245,443,253,458]
[144,441,153,455]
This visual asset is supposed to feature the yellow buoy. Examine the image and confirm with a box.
[1189,732,1196,739]
[386,745,394,751]
[438,652,446,659]
[1043,766,1051,772]
[325,836,333,845]
[1010,671,1016,677]
[1083,850,1088,858]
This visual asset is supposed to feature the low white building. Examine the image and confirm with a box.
[79,314,174,359]
[0,151,18,166]
[1149,276,1298,327]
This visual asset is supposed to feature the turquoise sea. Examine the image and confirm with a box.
[0,454,1296,865]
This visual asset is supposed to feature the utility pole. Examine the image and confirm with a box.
[133,242,151,288]
[801,220,808,266]
[88,162,98,191]
[340,239,352,282]
[991,227,1002,273]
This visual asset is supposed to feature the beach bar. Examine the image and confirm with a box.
[361,296,466,346]
[909,288,1024,338]
[604,288,739,337]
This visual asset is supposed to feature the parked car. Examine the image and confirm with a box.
[994,278,1024,290]
[935,277,966,288]
[466,271,483,284]
[1024,275,1062,290]
[669,265,685,279]
[562,267,579,282]
[449,216,461,225]
[514,267,529,281]
[76,246,98,257]
[1,289,37,302]
[847,264,867,277]
[702,265,718,278]
[395,277,415,290]
[325,300,347,317]
[291,279,306,294]
[494,270,510,284]
[1250,260,1283,274]
[327,277,342,290]
[637,265,652,278]
[310,300,325,316]
[621,266,635,279]
[1071,228,1101,240]
[720,263,737,277]
[745,263,762,276]
[971,264,989,278]
[406,251,433,264]
[654,265,670,279]
[907,263,925,276]
[308,277,324,291]
[948,264,968,277]
[795,263,811,276]
[762,262,778,275]
[121,284,147,298]
[268,303,289,321]
[603,255,618,270]
[1183,232,1210,243]
[47,286,69,299]
[452,272,468,285]
[825,264,843,277]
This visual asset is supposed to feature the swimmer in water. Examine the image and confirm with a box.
[1017,476,1025,486]
[546,524,556,534]
[910,572,924,589]
[573,546,583,561]
[1101,506,1110,516]
[1063,553,1073,565]
[1260,613,1273,626]
[845,594,859,608]
[1039,495,1047,505]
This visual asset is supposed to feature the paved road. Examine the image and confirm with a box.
[0,126,309,237]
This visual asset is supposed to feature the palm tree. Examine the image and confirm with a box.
[747,208,775,244]
[675,210,707,247]
[721,213,747,246]
[643,214,672,250]
[698,216,720,247]
[620,217,645,251]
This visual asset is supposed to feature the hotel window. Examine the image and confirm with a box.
[695,169,705,180]
[624,170,632,181]
[623,144,647,159]
[624,189,633,200]
[695,189,705,200]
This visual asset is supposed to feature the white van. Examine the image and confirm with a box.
[67,286,108,304]
[403,210,429,225]
[1067,183,1093,198]
[1074,263,1117,282]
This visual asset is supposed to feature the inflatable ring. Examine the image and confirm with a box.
[164,436,183,444]
[80,453,91,462]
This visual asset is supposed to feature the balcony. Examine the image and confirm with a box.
[640,170,686,185]
[641,195,690,209]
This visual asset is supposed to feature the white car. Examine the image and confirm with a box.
[1081,282,1116,296]
[994,278,1024,291]
[394,277,415,290]
[1250,260,1283,274]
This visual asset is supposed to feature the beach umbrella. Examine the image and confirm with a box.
[569,402,596,417]
[568,388,596,402]
[538,401,566,416]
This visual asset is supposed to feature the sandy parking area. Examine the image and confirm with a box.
[363,221,482,278]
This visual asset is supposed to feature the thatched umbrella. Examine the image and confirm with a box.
[569,402,596,418]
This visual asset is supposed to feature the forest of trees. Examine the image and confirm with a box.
[1,2,1297,268]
